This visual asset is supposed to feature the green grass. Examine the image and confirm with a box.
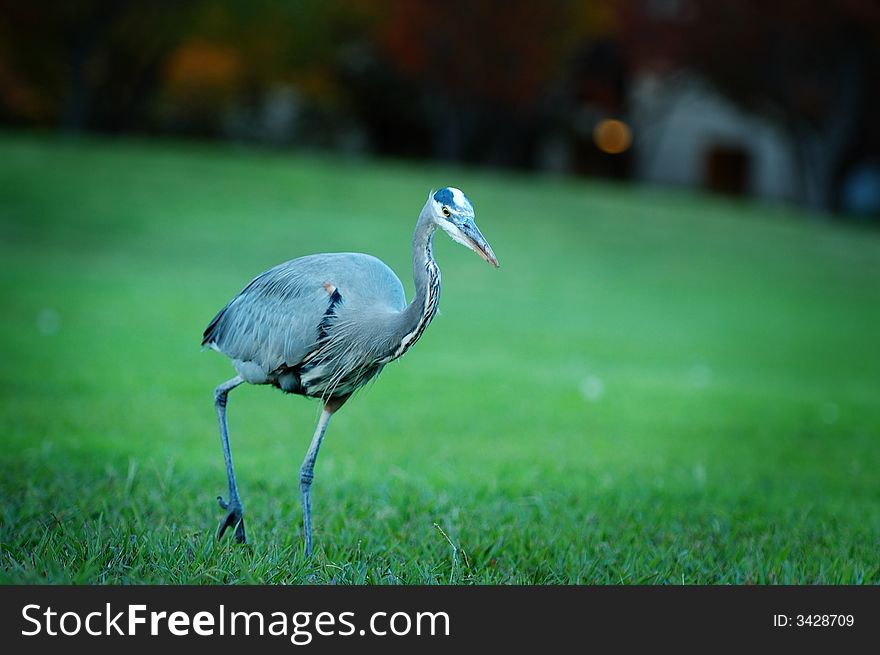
[1,132,878,584]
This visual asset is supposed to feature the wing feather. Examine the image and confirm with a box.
[202,253,406,376]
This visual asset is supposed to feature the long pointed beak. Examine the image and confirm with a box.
[460,220,499,268]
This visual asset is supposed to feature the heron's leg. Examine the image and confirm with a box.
[214,375,247,543]
[299,395,348,556]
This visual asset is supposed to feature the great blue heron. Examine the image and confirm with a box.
[202,187,498,554]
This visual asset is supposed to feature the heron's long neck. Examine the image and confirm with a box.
[390,210,440,360]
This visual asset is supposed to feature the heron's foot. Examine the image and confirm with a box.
[216,496,247,543]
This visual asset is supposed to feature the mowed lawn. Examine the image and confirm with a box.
[0,132,878,584]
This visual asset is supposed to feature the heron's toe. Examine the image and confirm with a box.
[216,496,246,543]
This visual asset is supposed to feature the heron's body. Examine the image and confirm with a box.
[203,187,497,554]
[203,253,412,399]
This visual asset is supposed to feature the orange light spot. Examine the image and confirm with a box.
[593,119,632,155]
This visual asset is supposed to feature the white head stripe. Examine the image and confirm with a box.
[450,187,466,208]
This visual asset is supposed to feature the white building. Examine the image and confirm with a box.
[629,72,799,202]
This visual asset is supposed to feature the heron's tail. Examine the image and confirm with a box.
[201,306,227,347]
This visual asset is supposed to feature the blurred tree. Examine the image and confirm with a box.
[0,0,200,131]
[622,0,880,211]
[160,0,375,141]
[371,0,616,167]
[0,0,629,177]
[0,0,371,139]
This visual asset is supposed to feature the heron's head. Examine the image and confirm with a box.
[428,187,499,267]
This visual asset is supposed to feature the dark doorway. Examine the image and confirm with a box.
[705,145,751,196]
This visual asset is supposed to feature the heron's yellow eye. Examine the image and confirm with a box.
[441,206,451,217]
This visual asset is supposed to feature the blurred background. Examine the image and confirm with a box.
[2,0,880,216]
[1,1,879,584]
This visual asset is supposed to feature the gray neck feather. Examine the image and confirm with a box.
[389,202,440,359]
